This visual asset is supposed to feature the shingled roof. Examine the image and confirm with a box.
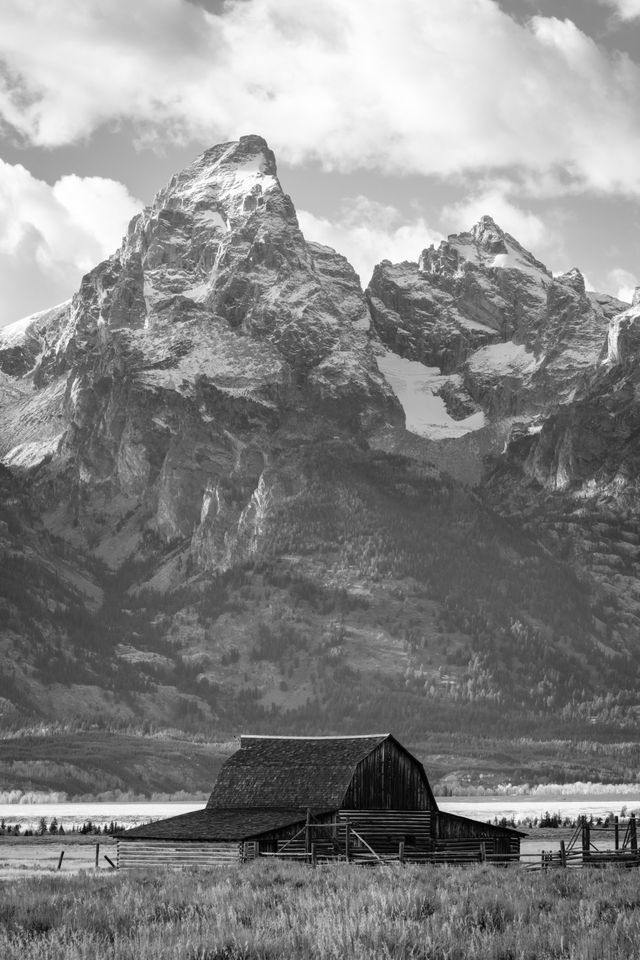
[207,734,390,810]
[118,807,326,841]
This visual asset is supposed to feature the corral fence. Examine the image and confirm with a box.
[257,814,640,870]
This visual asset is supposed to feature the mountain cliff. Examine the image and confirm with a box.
[1,137,639,791]
[367,216,626,433]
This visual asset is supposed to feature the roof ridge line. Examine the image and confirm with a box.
[240,734,390,740]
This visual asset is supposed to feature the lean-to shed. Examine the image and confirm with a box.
[116,734,523,868]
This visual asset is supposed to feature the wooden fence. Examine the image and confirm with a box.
[261,815,640,870]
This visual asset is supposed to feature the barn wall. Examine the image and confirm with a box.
[256,815,332,854]
[342,740,432,809]
[117,840,241,869]
[339,809,432,855]
[433,812,520,856]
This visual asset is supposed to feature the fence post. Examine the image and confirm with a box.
[560,840,566,868]
[345,822,351,862]
[305,809,311,857]
[57,850,65,871]
[582,817,590,859]
[311,843,317,867]
[479,842,486,863]
[631,814,637,853]
[399,841,405,863]
[95,842,100,869]
[615,816,619,851]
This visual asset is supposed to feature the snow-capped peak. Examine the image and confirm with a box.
[152,134,283,227]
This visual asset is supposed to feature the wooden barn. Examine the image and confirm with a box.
[116,734,523,868]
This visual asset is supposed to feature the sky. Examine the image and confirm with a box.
[1,0,640,326]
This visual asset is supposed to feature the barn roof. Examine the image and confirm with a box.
[117,807,329,841]
[207,734,392,810]
[437,810,526,838]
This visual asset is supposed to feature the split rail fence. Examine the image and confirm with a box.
[258,813,640,870]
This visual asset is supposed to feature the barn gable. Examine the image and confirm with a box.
[341,736,436,810]
[207,734,393,810]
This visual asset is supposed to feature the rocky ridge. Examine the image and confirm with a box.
[367,216,626,437]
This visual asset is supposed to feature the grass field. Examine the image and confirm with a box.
[1,860,639,959]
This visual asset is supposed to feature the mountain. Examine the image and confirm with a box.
[1,136,639,793]
[368,216,626,429]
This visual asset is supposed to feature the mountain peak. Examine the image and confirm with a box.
[469,214,507,253]
[418,215,549,281]
[155,134,282,226]
[200,134,278,182]
[556,267,585,295]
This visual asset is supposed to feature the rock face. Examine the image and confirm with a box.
[367,216,625,430]
[0,135,400,571]
[524,302,640,497]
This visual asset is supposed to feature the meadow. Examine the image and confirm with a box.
[1,860,639,959]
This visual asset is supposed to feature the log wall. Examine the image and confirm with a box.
[117,839,241,869]
[433,812,520,856]
[338,809,432,855]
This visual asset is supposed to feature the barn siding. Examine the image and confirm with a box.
[339,809,432,855]
[253,813,334,853]
[433,812,521,856]
[117,840,241,869]
[342,739,432,809]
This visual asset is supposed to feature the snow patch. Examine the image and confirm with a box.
[491,249,548,281]
[182,282,211,303]
[376,351,485,440]
[468,340,538,376]
[0,301,70,348]
[455,314,499,334]
[197,209,227,230]
[3,434,62,470]
[0,314,37,348]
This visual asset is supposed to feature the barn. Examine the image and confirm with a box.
[116,734,523,868]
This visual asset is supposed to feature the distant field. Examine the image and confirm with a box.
[1,860,640,959]
[0,835,117,880]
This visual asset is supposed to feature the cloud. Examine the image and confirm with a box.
[597,0,640,19]
[2,1,640,196]
[441,187,549,254]
[0,161,141,326]
[607,267,638,302]
[298,198,441,286]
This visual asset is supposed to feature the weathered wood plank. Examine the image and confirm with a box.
[117,840,241,869]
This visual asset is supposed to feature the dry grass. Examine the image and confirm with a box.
[1,860,639,959]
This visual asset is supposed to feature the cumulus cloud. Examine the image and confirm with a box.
[597,0,640,19]
[298,198,441,285]
[441,188,549,254]
[0,161,141,326]
[607,267,638,303]
[2,1,640,195]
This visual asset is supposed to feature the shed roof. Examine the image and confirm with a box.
[437,810,526,837]
[207,734,390,810]
[117,807,326,841]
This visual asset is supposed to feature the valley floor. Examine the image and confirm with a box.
[0,835,117,880]
[1,859,639,959]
